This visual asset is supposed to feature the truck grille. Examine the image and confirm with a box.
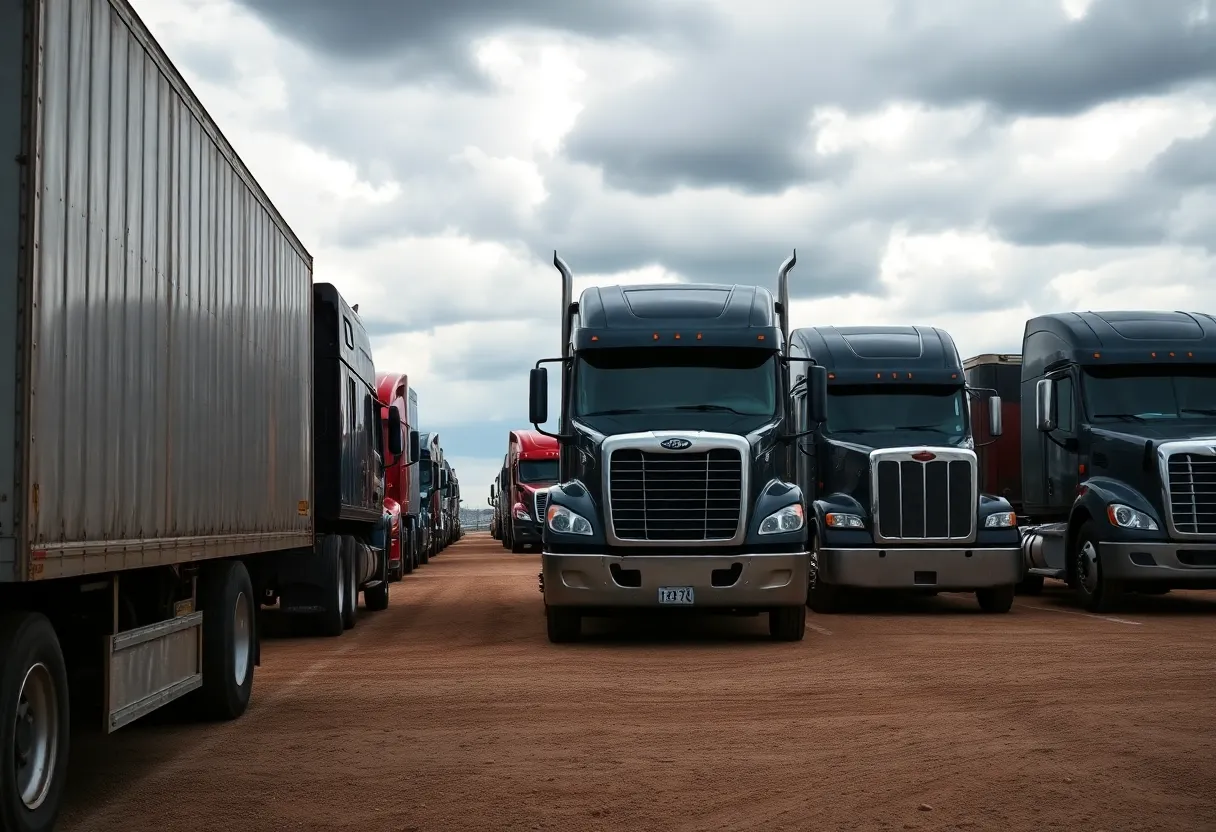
[874,455,974,541]
[1166,453,1216,534]
[608,448,743,541]
[534,490,549,524]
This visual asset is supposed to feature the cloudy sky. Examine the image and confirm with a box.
[131,0,1216,503]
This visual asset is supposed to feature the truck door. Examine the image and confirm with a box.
[1041,370,1080,543]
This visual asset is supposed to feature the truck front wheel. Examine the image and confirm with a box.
[545,606,581,643]
[0,611,70,832]
[975,584,1015,613]
[769,605,807,641]
[1072,521,1123,613]
[195,559,257,719]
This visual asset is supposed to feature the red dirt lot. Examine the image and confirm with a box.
[57,533,1216,832]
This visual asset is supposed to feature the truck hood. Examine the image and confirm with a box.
[1090,422,1216,446]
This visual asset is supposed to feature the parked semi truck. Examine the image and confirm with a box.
[496,454,510,548]
[0,2,398,828]
[419,432,443,558]
[502,430,560,553]
[527,251,825,643]
[488,481,501,539]
[964,311,1216,612]
[787,326,1021,614]
[377,373,423,579]
[440,459,460,546]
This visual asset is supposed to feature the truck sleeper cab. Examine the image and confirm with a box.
[528,251,828,643]
[789,325,1021,613]
[504,429,560,553]
[968,310,1216,612]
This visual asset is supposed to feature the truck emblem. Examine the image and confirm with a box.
[911,451,936,462]
[660,438,692,450]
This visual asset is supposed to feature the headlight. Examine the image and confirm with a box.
[984,511,1017,528]
[513,503,531,521]
[825,512,864,529]
[547,504,592,535]
[759,504,805,535]
[1107,503,1158,530]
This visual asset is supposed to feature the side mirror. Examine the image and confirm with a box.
[988,394,1003,437]
[807,365,828,424]
[529,367,549,425]
[387,406,404,456]
[1035,378,1056,432]
[408,430,420,463]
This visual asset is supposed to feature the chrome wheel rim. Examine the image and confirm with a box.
[1078,540,1100,595]
[14,662,59,811]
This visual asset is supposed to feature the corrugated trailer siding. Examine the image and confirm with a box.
[22,0,314,581]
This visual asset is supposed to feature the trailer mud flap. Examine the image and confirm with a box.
[104,611,204,732]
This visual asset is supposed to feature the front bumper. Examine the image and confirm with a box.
[818,546,1021,590]
[1100,541,1216,587]
[540,552,809,608]
[513,520,544,545]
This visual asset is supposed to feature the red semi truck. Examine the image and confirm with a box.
[377,373,423,579]
[502,430,560,553]
[0,2,399,829]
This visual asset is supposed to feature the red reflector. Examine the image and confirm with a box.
[911,451,936,462]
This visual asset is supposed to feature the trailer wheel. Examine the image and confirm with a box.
[340,535,359,630]
[769,605,806,641]
[975,584,1015,613]
[317,534,345,637]
[0,611,70,832]
[195,559,257,720]
[545,606,581,643]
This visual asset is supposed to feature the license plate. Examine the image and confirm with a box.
[657,586,694,605]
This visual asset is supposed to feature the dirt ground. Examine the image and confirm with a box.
[56,533,1216,832]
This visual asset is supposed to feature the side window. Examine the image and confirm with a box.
[343,318,355,349]
[1055,376,1075,433]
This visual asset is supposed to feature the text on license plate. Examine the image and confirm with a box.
[657,586,694,605]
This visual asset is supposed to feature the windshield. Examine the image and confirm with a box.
[1083,366,1216,421]
[825,384,968,442]
[420,466,432,488]
[575,347,779,418]
[519,459,558,484]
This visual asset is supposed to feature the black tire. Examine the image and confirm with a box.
[401,527,415,576]
[1072,521,1122,613]
[769,605,807,641]
[0,611,70,832]
[194,559,257,719]
[975,584,1015,613]
[340,535,359,630]
[807,533,844,614]
[545,606,581,643]
[364,543,391,612]
[1015,573,1045,595]
[419,532,431,565]
[316,534,345,637]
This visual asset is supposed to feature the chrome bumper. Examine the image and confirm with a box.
[541,552,809,608]
[818,546,1021,590]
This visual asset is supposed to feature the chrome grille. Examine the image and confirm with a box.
[1167,453,1216,534]
[872,451,976,542]
[534,490,549,524]
[608,448,743,541]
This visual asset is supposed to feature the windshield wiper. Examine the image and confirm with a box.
[1093,413,1148,423]
[838,425,947,434]
[672,404,752,415]
[1180,408,1216,416]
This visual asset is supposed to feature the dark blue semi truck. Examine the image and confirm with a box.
[527,252,827,643]
[966,311,1216,612]
[787,325,1022,613]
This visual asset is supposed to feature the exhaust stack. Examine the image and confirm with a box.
[777,249,796,353]
[554,251,574,359]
